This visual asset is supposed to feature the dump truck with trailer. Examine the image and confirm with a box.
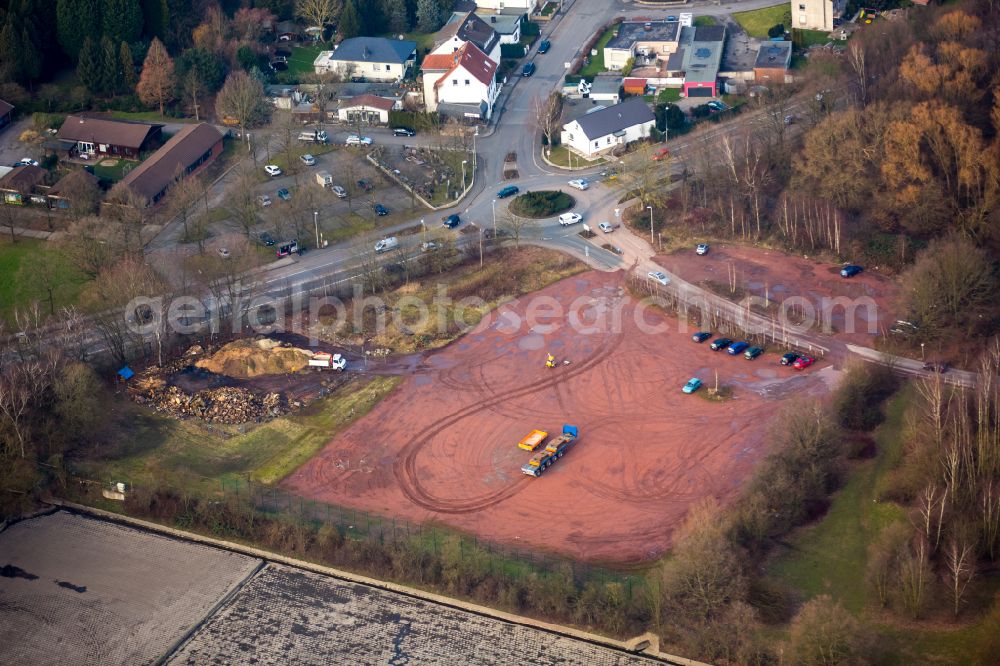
[521,425,579,477]
[517,429,548,451]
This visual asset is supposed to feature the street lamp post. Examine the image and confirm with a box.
[491,199,497,236]
[473,127,478,170]
[921,342,925,361]
[313,210,320,248]
[647,205,654,245]
[461,160,468,193]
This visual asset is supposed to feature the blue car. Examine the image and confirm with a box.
[710,337,733,351]
[373,203,389,216]
[683,377,702,394]
[522,62,536,77]
[727,341,749,355]
[840,264,863,278]
[276,187,291,201]
[497,185,519,198]
[442,214,461,228]
[692,331,712,343]
[538,39,551,54]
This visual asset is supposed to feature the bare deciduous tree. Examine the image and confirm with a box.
[533,92,563,156]
[944,534,976,617]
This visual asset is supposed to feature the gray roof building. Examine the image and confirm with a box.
[329,37,417,65]
[754,41,793,70]
[606,20,680,49]
[571,97,654,141]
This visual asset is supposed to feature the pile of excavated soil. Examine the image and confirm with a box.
[128,379,287,424]
[195,338,313,378]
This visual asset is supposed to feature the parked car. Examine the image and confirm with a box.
[392,127,416,137]
[696,243,709,255]
[496,185,519,198]
[256,194,272,207]
[840,264,863,278]
[744,346,764,360]
[538,39,551,53]
[567,179,589,190]
[890,320,918,335]
[421,241,441,252]
[651,147,670,161]
[780,352,800,366]
[692,331,712,343]
[682,377,703,394]
[217,247,231,259]
[522,61,536,77]
[793,356,816,369]
[784,114,795,125]
[264,164,282,177]
[258,232,275,246]
[648,271,670,286]
[923,362,949,373]
[345,135,372,146]
[442,213,461,228]
[299,153,316,166]
[558,212,583,226]
[727,341,750,355]
[356,179,373,191]
[331,185,347,198]
[373,203,389,216]
[710,337,733,351]
[707,100,726,112]
[277,188,291,201]
[598,222,614,233]
[667,15,677,21]
[14,158,39,167]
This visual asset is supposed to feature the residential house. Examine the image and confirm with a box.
[119,123,224,206]
[473,0,538,14]
[421,42,499,121]
[675,25,726,98]
[0,165,47,205]
[754,41,793,84]
[794,0,846,32]
[604,20,681,71]
[0,99,13,131]
[434,11,501,63]
[313,37,417,82]
[337,94,397,125]
[46,170,101,209]
[470,11,521,44]
[560,97,655,158]
[55,115,162,159]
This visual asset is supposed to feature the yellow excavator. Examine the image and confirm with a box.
[545,353,556,368]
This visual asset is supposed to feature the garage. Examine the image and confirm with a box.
[686,87,713,98]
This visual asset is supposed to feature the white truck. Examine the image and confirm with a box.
[375,237,399,253]
[308,352,346,371]
[315,170,333,188]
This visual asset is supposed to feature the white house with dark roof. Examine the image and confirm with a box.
[421,42,499,120]
[560,98,655,157]
[313,37,417,81]
[434,11,501,63]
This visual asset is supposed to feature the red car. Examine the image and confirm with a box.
[792,356,815,370]
[652,147,670,161]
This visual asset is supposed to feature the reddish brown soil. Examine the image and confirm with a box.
[284,271,832,563]
[656,244,904,346]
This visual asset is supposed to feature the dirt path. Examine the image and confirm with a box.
[283,271,834,563]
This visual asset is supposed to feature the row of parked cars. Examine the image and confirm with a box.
[693,331,816,368]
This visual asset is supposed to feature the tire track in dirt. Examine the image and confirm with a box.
[392,327,627,514]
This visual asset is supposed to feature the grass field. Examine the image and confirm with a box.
[578,27,617,78]
[694,16,717,27]
[107,111,196,124]
[794,28,836,47]
[657,88,682,104]
[93,158,135,182]
[732,4,788,38]
[0,239,90,324]
[544,145,605,168]
[286,44,324,78]
[79,376,402,495]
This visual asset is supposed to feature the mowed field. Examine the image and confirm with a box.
[285,271,835,563]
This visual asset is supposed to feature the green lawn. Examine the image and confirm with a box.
[286,44,324,78]
[732,3,788,38]
[93,157,136,182]
[107,111,196,124]
[0,239,90,324]
[544,145,605,168]
[794,28,835,46]
[656,88,682,104]
[694,16,718,27]
[78,376,402,496]
[578,26,617,78]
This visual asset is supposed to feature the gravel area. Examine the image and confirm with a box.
[169,562,661,665]
[0,510,261,665]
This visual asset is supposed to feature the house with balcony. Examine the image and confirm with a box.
[421,42,499,121]
[313,37,417,82]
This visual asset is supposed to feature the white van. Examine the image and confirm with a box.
[299,130,318,142]
[331,185,347,198]
[375,237,399,253]
[315,170,333,188]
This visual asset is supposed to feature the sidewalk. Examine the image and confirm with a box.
[1,224,54,240]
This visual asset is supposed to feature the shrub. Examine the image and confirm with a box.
[509,190,574,218]
[501,43,526,58]
[832,363,899,431]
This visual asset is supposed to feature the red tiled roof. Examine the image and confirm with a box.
[425,42,496,88]
[120,123,223,202]
[341,94,395,111]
